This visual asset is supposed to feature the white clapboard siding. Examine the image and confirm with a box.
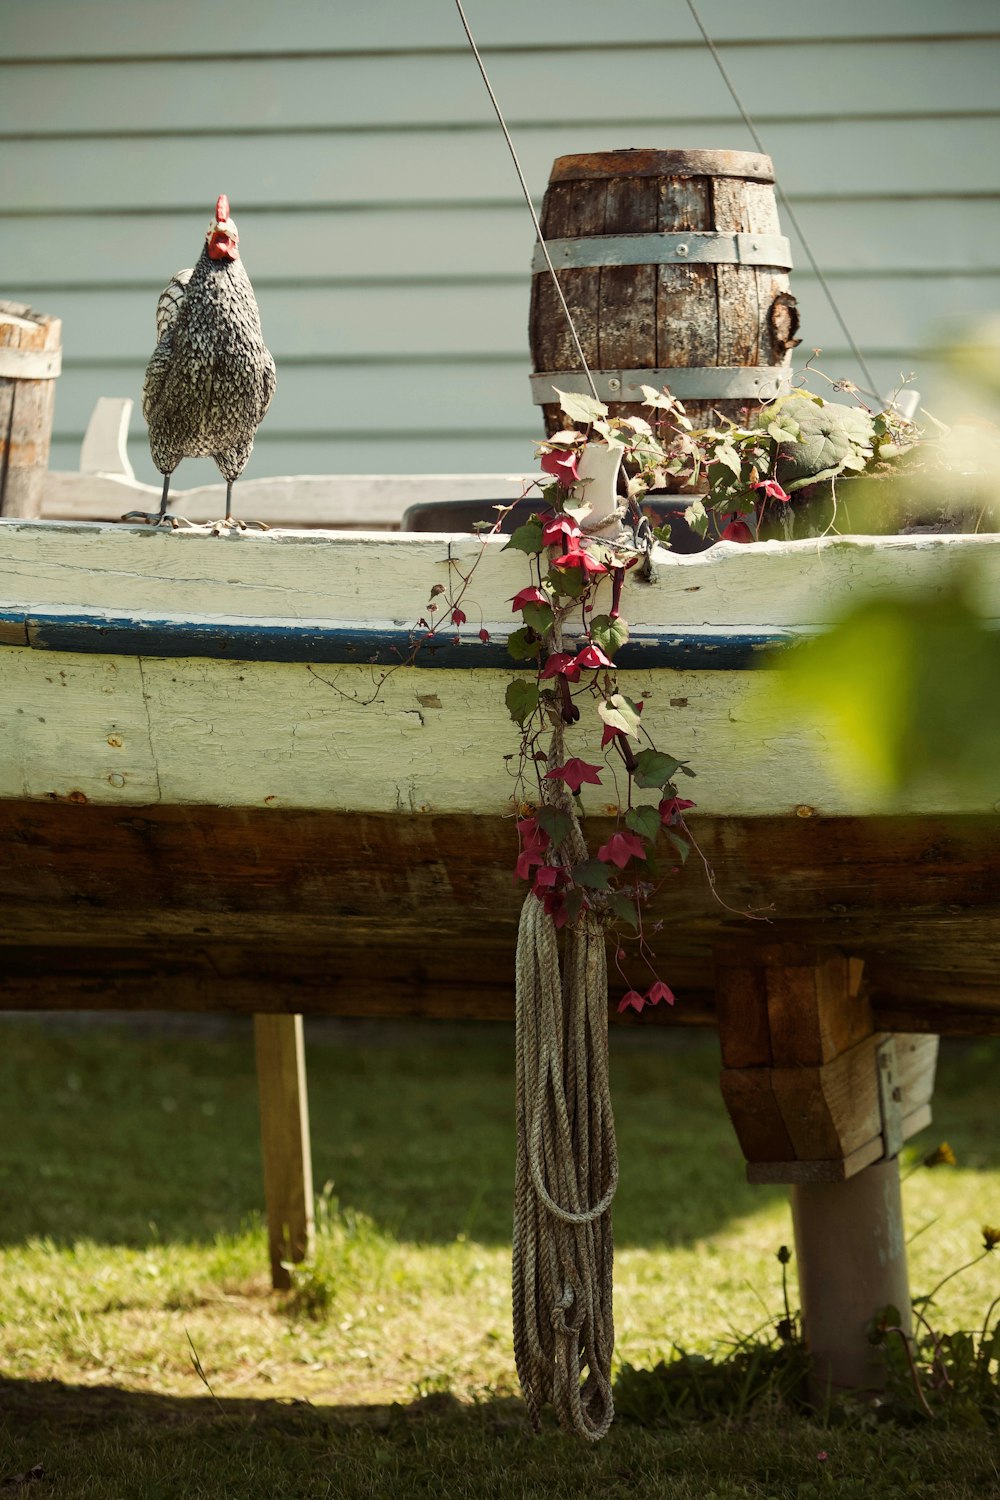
[44,353,950,491]
[3,2,996,481]
[36,275,998,363]
[6,200,1000,289]
[6,120,999,213]
[6,0,995,57]
[3,41,997,135]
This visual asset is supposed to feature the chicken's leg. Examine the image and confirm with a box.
[208,478,269,534]
[122,473,192,528]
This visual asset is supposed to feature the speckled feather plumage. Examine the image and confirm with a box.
[143,246,276,483]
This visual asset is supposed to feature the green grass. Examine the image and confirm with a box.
[0,1019,998,1498]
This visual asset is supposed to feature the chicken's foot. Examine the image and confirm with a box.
[122,474,197,529]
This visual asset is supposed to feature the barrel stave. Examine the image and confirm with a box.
[529,151,798,448]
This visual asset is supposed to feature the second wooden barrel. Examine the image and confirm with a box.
[529,149,799,436]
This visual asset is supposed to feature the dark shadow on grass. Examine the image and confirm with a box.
[1,1375,997,1500]
[0,1016,996,1252]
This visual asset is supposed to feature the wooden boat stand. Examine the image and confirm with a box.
[233,935,937,1393]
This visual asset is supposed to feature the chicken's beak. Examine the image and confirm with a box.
[206,222,240,262]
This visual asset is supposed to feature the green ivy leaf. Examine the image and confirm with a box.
[608,892,639,928]
[554,388,609,425]
[768,420,800,443]
[590,614,630,658]
[684,497,708,537]
[505,678,539,726]
[634,748,683,788]
[502,516,544,555]
[545,565,585,600]
[663,829,690,863]
[572,859,612,890]
[562,887,585,926]
[507,626,542,662]
[599,694,641,739]
[678,763,697,779]
[535,805,573,845]
[521,602,554,635]
[625,805,661,842]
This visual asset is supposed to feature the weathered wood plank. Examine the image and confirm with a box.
[0,804,998,1035]
[253,1014,314,1290]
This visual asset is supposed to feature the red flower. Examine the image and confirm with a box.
[479,627,491,643]
[540,449,581,488]
[646,980,676,1007]
[573,642,614,671]
[617,990,647,1015]
[545,758,603,793]
[510,586,549,612]
[658,796,696,826]
[539,651,581,682]
[514,816,549,882]
[753,478,791,504]
[719,519,754,544]
[543,890,570,928]
[451,607,467,626]
[542,515,582,549]
[597,830,647,869]
[531,864,565,897]
[601,722,626,749]
[552,548,607,577]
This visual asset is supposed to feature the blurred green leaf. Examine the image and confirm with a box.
[775,574,1000,801]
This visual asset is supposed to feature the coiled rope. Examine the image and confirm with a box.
[512,717,619,1442]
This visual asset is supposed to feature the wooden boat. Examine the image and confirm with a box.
[3,475,1000,1390]
[2,511,999,1028]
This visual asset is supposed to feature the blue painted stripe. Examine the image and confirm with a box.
[0,607,798,670]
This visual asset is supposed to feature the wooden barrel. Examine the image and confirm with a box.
[529,149,799,438]
[0,301,62,518]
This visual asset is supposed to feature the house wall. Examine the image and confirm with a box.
[3,0,998,486]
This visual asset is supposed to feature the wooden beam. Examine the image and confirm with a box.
[253,1014,314,1291]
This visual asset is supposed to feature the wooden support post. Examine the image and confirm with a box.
[715,943,938,1392]
[792,1158,912,1395]
[253,1013,315,1290]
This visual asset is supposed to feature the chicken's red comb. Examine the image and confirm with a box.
[215,194,230,223]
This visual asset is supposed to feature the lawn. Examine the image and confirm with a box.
[0,1017,997,1498]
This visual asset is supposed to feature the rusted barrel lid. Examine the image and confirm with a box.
[548,149,775,183]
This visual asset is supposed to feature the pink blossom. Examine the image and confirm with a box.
[719,519,754,544]
[545,758,603,793]
[514,816,549,882]
[539,651,581,682]
[753,478,791,504]
[552,547,608,577]
[540,449,581,488]
[510,586,549,612]
[658,796,696,826]
[617,990,647,1015]
[573,642,614,671]
[597,830,647,869]
[646,980,676,1007]
[542,515,583,549]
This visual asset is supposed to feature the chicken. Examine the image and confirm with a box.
[124,195,276,530]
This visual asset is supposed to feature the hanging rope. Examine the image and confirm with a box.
[512,713,619,1442]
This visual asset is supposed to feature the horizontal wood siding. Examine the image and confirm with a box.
[2,2,997,484]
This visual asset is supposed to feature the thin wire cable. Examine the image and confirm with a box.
[685,0,880,398]
[453,0,599,401]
